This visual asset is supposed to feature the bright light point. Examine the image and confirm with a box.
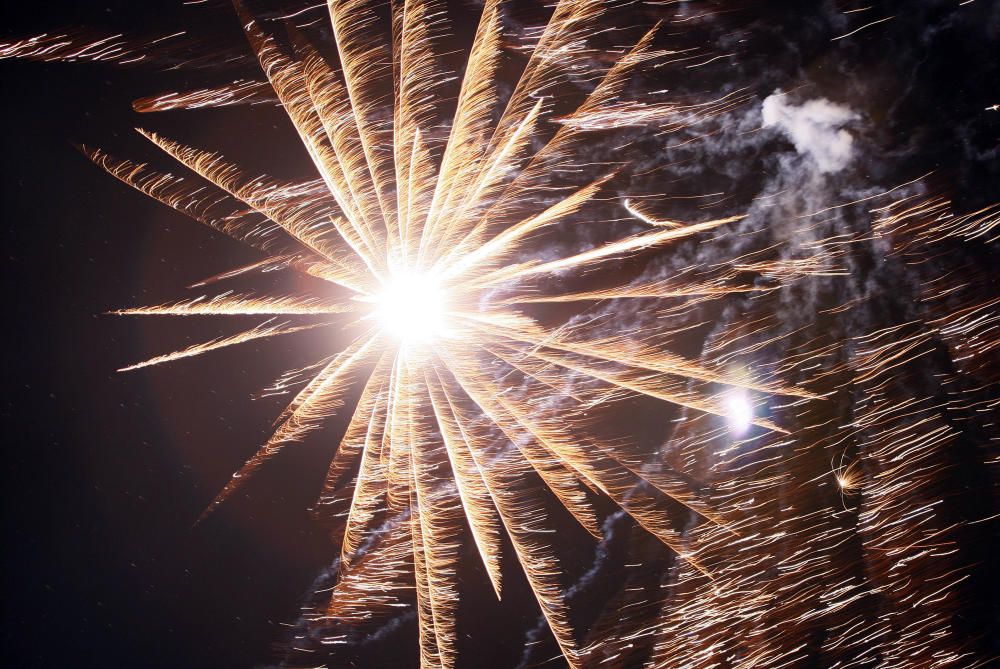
[836,476,849,489]
[724,392,753,436]
[374,273,448,345]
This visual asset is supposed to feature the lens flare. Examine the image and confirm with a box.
[723,391,753,436]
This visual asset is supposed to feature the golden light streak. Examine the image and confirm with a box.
[116,319,332,372]
[470,214,745,288]
[111,292,358,316]
[132,79,275,112]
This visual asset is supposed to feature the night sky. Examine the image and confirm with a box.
[2,1,998,668]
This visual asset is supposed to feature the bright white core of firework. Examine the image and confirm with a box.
[373,272,448,344]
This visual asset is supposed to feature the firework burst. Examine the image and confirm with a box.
[3,0,999,666]
[39,0,819,664]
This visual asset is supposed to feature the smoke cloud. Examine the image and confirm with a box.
[761,93,859,173]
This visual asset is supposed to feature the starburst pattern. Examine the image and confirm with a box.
[66,1,818,665]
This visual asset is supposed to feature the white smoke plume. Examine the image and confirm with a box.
[761,93,859,173]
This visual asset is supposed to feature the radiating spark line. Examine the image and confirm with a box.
[187,254,294,289]
[832,15,895,41]
[117,319,332,371]
[132,79,276,112]
[111,292,358,316]
[473,214,745,287]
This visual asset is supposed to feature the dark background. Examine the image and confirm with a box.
[2,1,997,668]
